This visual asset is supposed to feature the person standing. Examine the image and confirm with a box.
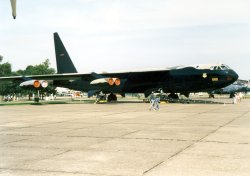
[149,93,156,111]
[154,97,160,111]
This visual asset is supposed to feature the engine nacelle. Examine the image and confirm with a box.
[114,78,121,86]
[40,80,48,88]
[90,78,121,86]
[20,80,48,88]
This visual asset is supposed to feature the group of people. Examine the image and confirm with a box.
[2,95,18,102]
[148,91,246,109]
[233,92,244,104]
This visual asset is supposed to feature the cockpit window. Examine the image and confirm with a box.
[210,66,215,70]
[210,65,230,70]
[221,64,230,70]
[221,65,226,70]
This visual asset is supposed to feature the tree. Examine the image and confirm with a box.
[0,55,12,77]
[0,63,12,77]
[0,56,16,98]
[21,59,55,75]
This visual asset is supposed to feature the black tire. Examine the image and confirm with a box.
[168,93,179,99]
[107,93,117,102]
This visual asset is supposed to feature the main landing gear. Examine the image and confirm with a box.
[95,92,117,103]
[107,93,117,102]
[95,92,106,103]
[229,93,235,98]
[168,93,179,99]
[209,94,215,98]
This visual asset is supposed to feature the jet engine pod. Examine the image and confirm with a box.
[114,78,121,86]
[33,80,41,88]
[107,78,115,86]
[41,80,48,88]
[20,80,40,88]
[19,80,49,88]
[90,77,120,86]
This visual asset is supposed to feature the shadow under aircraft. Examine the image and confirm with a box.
[0,33,239,102]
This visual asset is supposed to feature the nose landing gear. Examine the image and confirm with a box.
[168,93,179,99]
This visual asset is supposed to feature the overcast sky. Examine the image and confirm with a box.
[0,0,250,79]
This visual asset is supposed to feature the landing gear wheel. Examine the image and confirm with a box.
[107,93,117,102]
[95,93,106,103]
[229,93,235,98]
[168,93,179,99]
[209,94,215,98]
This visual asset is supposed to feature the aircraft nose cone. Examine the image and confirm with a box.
[229,69,239,82]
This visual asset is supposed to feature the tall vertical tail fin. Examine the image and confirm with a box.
[54,32,78,74]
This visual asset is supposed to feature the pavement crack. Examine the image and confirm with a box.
[143,161,165,174]
[3,138,31,145]
[50,149,71,158]
[0,168,122,176]
[121,130,141,137]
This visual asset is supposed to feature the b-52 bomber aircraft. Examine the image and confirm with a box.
[0,32,239,102]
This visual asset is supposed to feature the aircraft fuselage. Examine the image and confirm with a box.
[55,66,238,96]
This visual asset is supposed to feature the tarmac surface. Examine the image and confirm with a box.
[0,99,250,176]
